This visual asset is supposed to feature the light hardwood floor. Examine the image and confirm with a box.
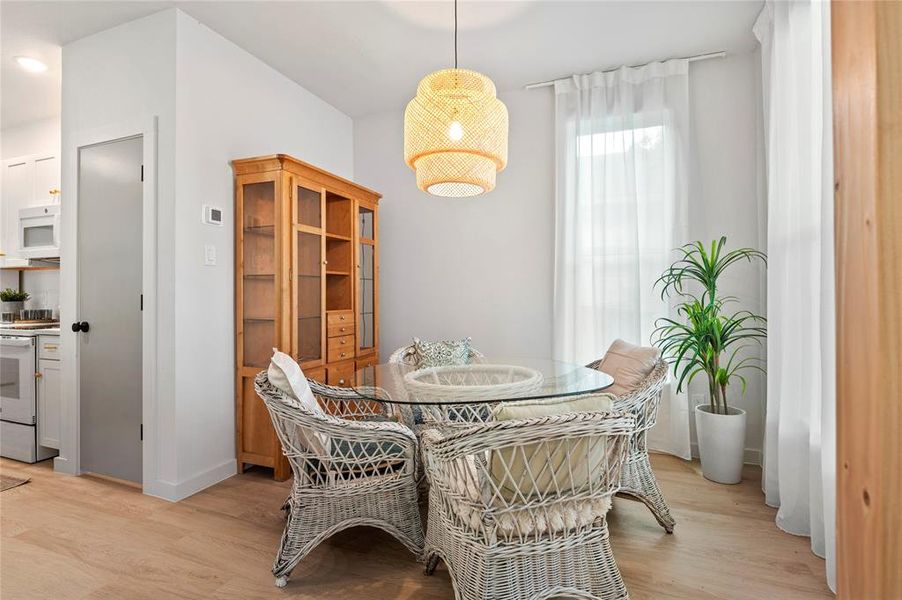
[0,455,831,599]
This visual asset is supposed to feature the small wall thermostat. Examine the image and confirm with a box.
[203,205,224,226]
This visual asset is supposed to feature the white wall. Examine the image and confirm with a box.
[687,52,767,464]
[1,116,60,159]
[60,9,354,499]
[353,52,767,462]
[61,9,178,487]
[354,88,555,358]
[172,11,354,488]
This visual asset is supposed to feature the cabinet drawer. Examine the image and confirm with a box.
[38,336,60,361]
[327,322,355,338]
[326,310,354,328]
[327,362,355,387]
[356,356,377,370]
[327,342,355,364]
[304,367,326,384]
[328,333,354,354]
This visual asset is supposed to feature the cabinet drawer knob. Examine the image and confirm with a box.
[35,372,43,379]
[339,316,345,321]
[338,378,346,385]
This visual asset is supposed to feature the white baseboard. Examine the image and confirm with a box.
[52,455,78,475]
[690,443,762,466]
[143,458,236,502]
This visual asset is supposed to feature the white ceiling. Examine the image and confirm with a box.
[1,0,763,127]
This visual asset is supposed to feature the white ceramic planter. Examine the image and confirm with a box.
[695,404,747,484]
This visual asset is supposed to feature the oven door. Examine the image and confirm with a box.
[18,205,61,259]
[0,336,36,425]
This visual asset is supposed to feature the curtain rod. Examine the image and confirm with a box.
[524,50,726,90]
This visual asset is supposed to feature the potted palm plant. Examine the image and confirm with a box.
[652,237,766,484]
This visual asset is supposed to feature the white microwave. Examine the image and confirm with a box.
[18,205,61,259]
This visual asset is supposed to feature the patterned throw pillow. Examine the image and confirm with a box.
[412,337,472,369]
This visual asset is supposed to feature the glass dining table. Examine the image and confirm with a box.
[351,356,614,425]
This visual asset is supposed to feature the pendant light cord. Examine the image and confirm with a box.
[454,0,458,68]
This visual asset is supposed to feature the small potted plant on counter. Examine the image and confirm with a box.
[1,288,30,322]
[652,237,766,484]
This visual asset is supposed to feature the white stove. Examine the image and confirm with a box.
[1,322,60,462]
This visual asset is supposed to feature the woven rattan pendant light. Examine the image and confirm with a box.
[404,0,508,197]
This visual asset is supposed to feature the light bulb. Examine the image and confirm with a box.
[448,121,464,142]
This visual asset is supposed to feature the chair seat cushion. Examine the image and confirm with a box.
[598,339,661,396]
[448,455,612,541]
[489,394,614,500]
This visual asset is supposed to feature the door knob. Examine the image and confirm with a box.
[71,321,90,333]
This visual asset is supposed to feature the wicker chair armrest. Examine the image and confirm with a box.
[420,427,443,447]
[315,412,417,448]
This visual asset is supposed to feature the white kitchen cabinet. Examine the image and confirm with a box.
[1,152,60,258]
[33,156,59,204]
[37,356,61,450]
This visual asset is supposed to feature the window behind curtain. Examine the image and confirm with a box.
[567,118,674,356]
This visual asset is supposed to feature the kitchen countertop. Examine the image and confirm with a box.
[0,324,61,337]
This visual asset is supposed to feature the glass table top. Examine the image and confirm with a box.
[352,356,613,406]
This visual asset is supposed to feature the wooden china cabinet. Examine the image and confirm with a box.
[232,154,380,480]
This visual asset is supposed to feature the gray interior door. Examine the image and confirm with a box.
[78,136,143,483]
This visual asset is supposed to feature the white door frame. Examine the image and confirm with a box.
[57,116,159,493]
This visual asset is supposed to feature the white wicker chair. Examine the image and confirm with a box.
[421,409,636,600]
[254,372,424,588]
[585,358,675,533]
[388,343,487,428]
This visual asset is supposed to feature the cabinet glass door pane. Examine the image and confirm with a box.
[242,181,276,368]
[358,242,375,352]
[297,184,321,228]
[297,231,322,362]
[358,206,374,240]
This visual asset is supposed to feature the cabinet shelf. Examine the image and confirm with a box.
[325,232,352,242]
[244,225,275,237]
[325,270,351,276]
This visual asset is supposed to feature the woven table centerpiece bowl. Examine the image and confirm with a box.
[402,364,544,404]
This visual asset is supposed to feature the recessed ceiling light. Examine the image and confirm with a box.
[15,56,48,73]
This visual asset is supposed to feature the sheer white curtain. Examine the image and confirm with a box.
[755,0,836,592]
[553,60,691,459]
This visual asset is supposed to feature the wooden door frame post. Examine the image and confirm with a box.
[832,1,902,597]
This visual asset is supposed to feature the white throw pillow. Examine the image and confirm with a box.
[268,349,329,457]
[268,349,321,415]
